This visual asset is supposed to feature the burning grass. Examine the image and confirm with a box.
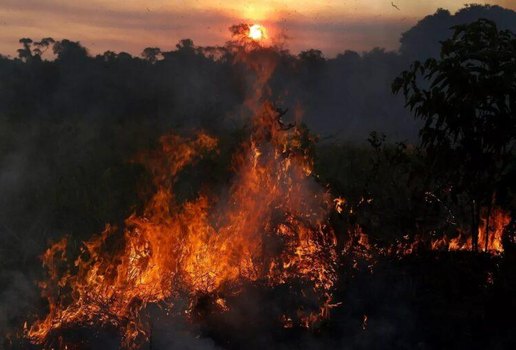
[26,101,340,350]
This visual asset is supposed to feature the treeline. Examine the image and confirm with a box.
[1,37,414,141]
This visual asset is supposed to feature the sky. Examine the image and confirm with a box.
[0,0,515,57]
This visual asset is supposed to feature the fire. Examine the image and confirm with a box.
[23,24,514,350]
[27,110,338,349]
[26,33,339,349]
[342,207,512,269]
[248,24,265,41]
[27,108,339,349]
[431,207,511,254]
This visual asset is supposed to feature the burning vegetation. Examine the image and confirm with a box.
[27,117,339,349]
[430,208,511,254]
[25,27,340,349]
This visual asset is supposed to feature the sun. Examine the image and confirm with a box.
[248,24,265,41]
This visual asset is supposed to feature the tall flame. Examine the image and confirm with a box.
[26,39,339,349]
[431,208,511,254]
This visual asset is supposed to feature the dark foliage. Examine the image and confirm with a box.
[393,19,516,250]
[400,4,516,60]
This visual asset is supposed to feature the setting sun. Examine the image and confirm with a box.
[248,24,265,41]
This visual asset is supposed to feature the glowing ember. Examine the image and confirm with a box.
[248,24,265,41]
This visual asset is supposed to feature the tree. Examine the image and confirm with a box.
[393,19,516,251]
[99,50,118,62]
[17,38,33,62]
[141,47,161,63]
[399,5,516,60]
[53,39,88,61]
[298,49,324,64]
[176,39,195,52]
[33,37,55,57]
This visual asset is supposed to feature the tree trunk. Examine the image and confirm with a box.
[485,199,493,252]
[471,200,479,252]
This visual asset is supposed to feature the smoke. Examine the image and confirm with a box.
[0,126,52,345]
[145,307,222,350]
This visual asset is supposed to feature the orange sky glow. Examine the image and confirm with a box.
[0,0,515,57]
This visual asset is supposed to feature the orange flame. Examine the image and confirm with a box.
[431,208,511,254]
[27,41,339,349]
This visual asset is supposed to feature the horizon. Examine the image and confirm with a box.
[1,1,515,58]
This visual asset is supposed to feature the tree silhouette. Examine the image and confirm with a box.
[33,37,55,57]
[399,5,516,60]
[176,38,195,52]
[298,49,324,63]
[53,39,88,61]
[17,38,33,62]
[141,47,162,63]
[393,19,516,251]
